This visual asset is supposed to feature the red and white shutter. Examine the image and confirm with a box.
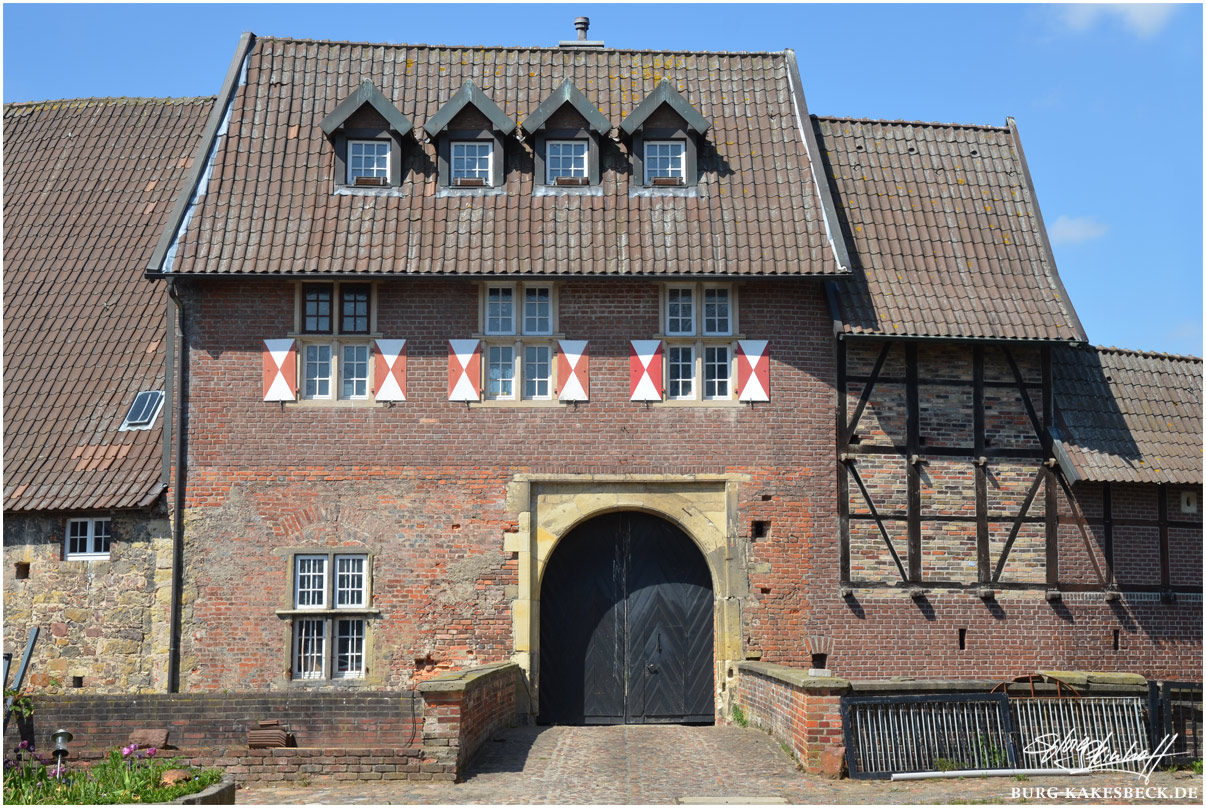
[373,339,407,401]
[737,339,770,402]
[448,339,481,401]
[630,340,664,401]
[557,340,589,402]
[263,339,296,401]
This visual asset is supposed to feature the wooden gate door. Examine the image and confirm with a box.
[539,512,714,725]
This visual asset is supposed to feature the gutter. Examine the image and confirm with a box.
[1006,116,1089,344]
[146,31,257,277]
[154,32,257,692]
[166,279,188,694]
[783,48,852,338]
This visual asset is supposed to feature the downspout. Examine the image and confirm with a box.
[167,278,187,694]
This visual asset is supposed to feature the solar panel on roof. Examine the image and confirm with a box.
[119,391,164,431]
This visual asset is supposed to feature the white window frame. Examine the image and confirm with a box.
[545,139,589,184]
[295,283,377,403]
[478,284,560,405]
[451,141,493,185]
[289,551,372,681]
[119,390,165,432]
[486,343,517,401]
[346,139,391,185]
[644,140,686,184]
[660,283,738,403]
[65,517,112,561]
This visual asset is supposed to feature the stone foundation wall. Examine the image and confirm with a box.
[2,508,172,694]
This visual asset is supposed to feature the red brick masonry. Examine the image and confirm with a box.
[734,661,847,777]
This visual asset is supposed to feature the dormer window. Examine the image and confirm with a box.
[522,80,610,189]
[451,141,493,187]
[546,140,589,185]
[347,140,391,186]
[427,80,514,191]
[620,80,711,190]
[319,80,413,192]
[644,141,685,186]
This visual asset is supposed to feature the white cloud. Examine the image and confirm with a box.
[1061,4,1178,38]
[1048,215,1109,245]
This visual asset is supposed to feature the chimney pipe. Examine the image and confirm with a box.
[560,16,605,49]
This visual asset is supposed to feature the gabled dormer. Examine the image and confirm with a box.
[319,80,413,190]
[521,80,611,189]
[619,80,710,188]
[425,80,515,189]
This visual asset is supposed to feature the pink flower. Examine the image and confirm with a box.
[121,743,137,757]
[146,747,158,758]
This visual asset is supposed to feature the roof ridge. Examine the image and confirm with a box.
[4,95,216,112]
[812,113,1008,132]
[255,34,786,58]
[1089,345,1204,363]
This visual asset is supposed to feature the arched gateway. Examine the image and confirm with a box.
[538,511,714,725]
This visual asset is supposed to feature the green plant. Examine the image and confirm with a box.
[3,742,221,805]
[977,734,1007,769]
[731,704,748,727]
[934,757,959,772]
[3,689,34,720]
[1014,773,1029,781]
[1192,759,1203,775]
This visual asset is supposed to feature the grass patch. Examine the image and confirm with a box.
[731,704,748,727]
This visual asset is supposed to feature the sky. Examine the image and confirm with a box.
[3,3,1202,356]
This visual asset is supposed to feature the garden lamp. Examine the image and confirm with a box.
[51,728,73,776]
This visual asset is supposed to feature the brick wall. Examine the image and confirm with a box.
[732,662,846,775]
[176,277,837,690]
[2,508,172,694]
[5,691,422,755]
[418,662,521,773]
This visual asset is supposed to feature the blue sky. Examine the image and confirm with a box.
[4,3,1202,356]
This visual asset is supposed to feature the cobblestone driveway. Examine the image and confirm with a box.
[237,724,1202,805]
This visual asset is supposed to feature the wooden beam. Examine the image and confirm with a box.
[1052,472,1110,587]
[974,345,989,583]
[851,513,1045,524]
[837,339,850,582]
[1043,347,1058,587]
[847,461,910,583]
[905,343,921,583]
[843,342,890,444]
[1158,485,1171,589]
[991,468,1045,583]
[1002,346,1047,448]
[840,444,1044,459]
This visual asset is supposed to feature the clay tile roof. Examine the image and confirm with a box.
[162,37,844,278]
[3,95,214,512]
[1052,345,1203,485]
[814,116,1085,342]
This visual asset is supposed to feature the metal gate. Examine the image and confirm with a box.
[538,511,714,725]
[842,693,1017,778]
[1148,681,1204,766]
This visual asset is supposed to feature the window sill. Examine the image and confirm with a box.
[286,677,369,688]
[333,186,407,198]
[64,555,111,562]
[436,186,506,198]
[534,184,603,198]
[631,185,701,199]
[469,399,566,409]
[474,332,564,340]
[285,400,384,409]
[274,608,381,617]
[657,333,745,341]
[655,399,746,408]
[287,332,383,340]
